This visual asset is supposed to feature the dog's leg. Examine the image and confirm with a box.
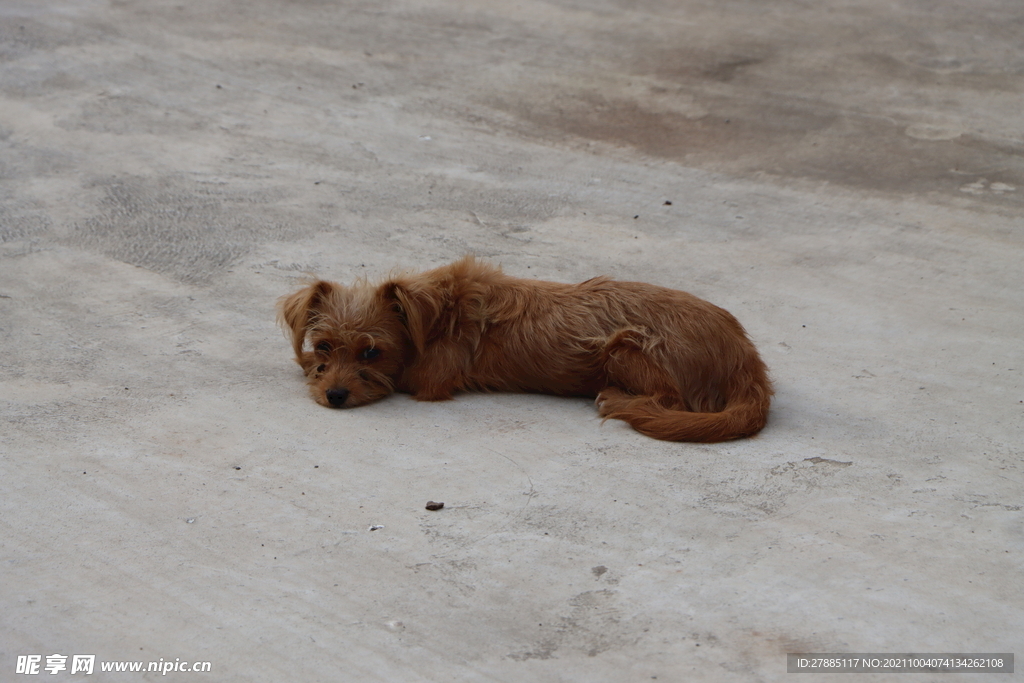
[597,327,770,442]
[408,377,457,402]
[403,339,467,402]
[596,327,680,412]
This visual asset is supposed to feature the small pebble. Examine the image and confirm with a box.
[425,501,445,511]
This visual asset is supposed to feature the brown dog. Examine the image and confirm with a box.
[278,257,772,442]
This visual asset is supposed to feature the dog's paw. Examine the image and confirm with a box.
[595,387,629,417]
[411,389,455,402]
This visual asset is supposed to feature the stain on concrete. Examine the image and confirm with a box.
[477,4,1024,200]
[804,456,853,467]
[0,197,50,244]
[509,589,629,661]
[64,176,308,284]
[57,95,211,136]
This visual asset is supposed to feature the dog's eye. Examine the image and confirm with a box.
[315,341,332,354]
[360,347,381,361]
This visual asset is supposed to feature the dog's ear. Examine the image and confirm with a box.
[277,281,335,368]
[380,279,447,354]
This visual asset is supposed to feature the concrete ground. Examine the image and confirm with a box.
[1,0,1021,680]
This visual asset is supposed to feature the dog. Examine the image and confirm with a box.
[278,256,772,442]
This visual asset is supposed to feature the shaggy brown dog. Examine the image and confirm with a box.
[278,257,772,442]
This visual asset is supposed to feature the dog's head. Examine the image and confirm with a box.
[279,260,485,408]
[277,279,412,408]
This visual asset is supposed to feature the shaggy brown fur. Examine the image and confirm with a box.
[278,257,772,442]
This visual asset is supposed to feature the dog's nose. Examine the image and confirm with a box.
[325,388,350,407]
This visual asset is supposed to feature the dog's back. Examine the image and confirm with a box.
[395,258,773,441]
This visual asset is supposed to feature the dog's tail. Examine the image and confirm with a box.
[601,360,773,443]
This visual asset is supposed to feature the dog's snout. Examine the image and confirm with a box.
[325,388,350,407]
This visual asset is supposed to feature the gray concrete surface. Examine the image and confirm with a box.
[2,0,1022,681]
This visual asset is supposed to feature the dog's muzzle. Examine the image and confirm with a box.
[325,388,350,407]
